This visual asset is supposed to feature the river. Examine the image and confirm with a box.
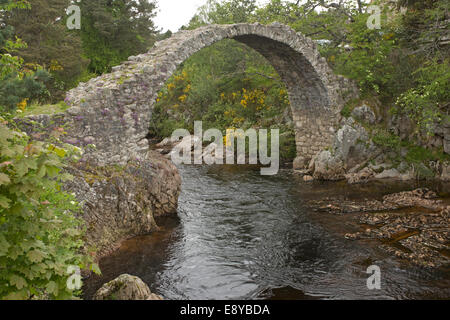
[83,165,450,300]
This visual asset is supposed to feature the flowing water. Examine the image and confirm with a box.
[83,165,450,300]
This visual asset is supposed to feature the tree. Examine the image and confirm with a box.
[4,0,88,100]
[80,0,158,74]
[0,0,50,113]
[185,0,257,29]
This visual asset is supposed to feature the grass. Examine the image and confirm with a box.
[17,101,70,118]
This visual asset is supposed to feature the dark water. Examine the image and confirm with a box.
[84,165,450,300]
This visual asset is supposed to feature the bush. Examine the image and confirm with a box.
[372,129,401,149]
[0,119,95,300]
[395,59,450,135]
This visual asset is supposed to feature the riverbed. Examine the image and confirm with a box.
[83,165,450,300]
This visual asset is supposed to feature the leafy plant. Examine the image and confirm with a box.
[395,59,449,135]
[0,120,95,300]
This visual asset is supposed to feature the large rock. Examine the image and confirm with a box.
[444,122,450,154]
[93,274,162,300]
[65,151,181,258]
[351,104,376,125]
[310,117,378,180]
[312,150,345,181]
[374,168,401,179]
[442,163,450,181]
[334,118,377,168]
[345,167,374,184]
[293,156,308,170]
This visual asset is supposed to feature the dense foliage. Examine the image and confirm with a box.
[149,40,290,134]
[1,0,158,106]
[0,118,96,300]
[0,1,50,113]
[79,0,158,74]
[3,0,88,100]
[0,0,95,300]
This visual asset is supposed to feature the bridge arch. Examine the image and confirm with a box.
[65,23,357,168]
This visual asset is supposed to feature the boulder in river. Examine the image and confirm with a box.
[312,150,346,181]
[93,274,163,300]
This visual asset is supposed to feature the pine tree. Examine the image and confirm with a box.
[80,0,158,74]
[0,0,50,113]
[4,0,88,100]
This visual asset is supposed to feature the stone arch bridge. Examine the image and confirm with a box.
[64,23,358,168]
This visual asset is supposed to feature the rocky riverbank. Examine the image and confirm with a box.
[308,188,449,269]
[300,104,450,184]
[64,150,181,259]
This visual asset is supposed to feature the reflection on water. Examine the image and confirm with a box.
[83,165,450,300]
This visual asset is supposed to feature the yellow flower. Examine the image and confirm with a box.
[240,99,247,108]
[49,59,63,71]
[383,33,394,40]
[167,83,175,90]
[17,98,28,111]
[178,95,187,103]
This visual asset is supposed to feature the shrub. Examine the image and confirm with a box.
[372,129,401,149]
[395,59,450,135]
[0,119,95,300]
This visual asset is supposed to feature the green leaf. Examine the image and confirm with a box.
[3,289,29,300]
[53,147,67,158]
[90,263,101,275]
[0,195,11,209]
[15,160,29,177]
[27,249,46,263]
[36,165,46,178]
[0,234,10,256]
[0,172,10,186]
[10,274,27,290]
[45,281,58,296]
[45,165,60,177]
